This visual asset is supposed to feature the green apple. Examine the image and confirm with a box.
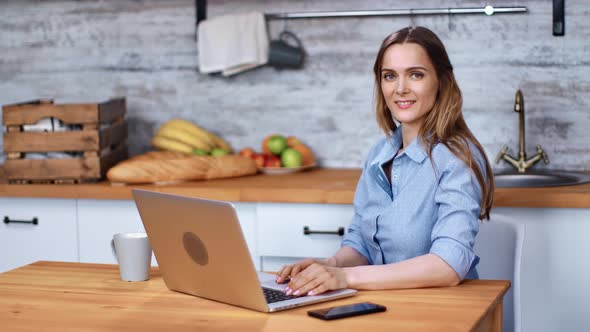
[281,148,302,167]
[266,135,288,155]
[210,148,229,156]
[192,148,209,156]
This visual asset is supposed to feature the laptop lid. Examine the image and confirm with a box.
[132,189,356,312]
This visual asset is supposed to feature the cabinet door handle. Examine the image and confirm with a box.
[4,216,39,225]
[303,226,345,236]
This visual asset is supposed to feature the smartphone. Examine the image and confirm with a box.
[307,302,386,320]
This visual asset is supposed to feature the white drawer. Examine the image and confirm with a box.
[257,203,353,258]
[0,198,78,273]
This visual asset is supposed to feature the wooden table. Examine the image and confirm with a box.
[0,262,509,332]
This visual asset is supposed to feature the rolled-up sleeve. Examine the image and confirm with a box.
[430,158,482,280]
[341,159,372,263]
[341,211,371,263]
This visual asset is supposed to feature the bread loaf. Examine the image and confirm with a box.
[106,151,257,184]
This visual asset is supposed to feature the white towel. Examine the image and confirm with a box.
[197,12,269,77]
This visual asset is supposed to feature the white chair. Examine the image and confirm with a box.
[474,215,525,332]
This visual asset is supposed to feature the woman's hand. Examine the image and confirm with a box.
[276,258,334,284]
[284,262,348,296]
[275,248,367,295]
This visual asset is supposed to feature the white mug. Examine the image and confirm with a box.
[111,232,153,282]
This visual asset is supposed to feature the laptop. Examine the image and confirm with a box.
[132,189,357,312]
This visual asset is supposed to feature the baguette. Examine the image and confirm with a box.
[106,152,257,184]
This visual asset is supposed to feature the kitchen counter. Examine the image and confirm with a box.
[0,168,589,208]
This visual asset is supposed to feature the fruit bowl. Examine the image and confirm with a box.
[258,163,316,175]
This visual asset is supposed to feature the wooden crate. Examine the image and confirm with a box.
[2,98,128,184]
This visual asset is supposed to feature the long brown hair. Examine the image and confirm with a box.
[373,26,494,220]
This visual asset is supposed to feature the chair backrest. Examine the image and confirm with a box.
[474,214,525,332]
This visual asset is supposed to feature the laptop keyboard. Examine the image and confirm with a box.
[263,287,298,304]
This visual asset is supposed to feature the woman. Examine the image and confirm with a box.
[276,26,494,297]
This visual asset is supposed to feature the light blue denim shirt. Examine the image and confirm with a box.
[342,128,484,280]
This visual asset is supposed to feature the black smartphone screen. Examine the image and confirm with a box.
[307,302,386,320]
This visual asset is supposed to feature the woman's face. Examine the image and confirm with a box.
[380,42,439,130]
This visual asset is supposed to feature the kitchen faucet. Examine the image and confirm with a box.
[495,89,549,173]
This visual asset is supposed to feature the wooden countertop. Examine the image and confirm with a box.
[0,261,509,332]
[0,168,589,208]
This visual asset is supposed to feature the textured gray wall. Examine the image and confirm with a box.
[1,0,588,171]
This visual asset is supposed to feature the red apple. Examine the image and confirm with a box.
[264,153,281,168]
[238,147,255,159]
[252,153,265,168]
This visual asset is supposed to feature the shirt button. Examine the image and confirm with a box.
[392,174,398,179]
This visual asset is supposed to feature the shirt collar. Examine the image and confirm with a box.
[403,135,427,163]
[372,137,397,167]
[371,127,429,166]
[387,126,427,164]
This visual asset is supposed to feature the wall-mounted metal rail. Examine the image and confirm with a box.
[194,2,528,38]
[264,6,527,20]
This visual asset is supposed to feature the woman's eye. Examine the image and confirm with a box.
[411,72,424,79]
[383,73,396,81]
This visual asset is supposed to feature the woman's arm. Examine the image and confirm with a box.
[285,252,459,296]
[344,253,460,290]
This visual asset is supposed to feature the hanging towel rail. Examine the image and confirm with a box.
[264,6,527,20]
[194,2,527,38]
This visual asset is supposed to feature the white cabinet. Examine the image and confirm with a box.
[4,195,590,332]
[257,203,353,272]
[232,202,260,271]
[0,198,78,273]
[77,199,152,265]
[77,199,260,270]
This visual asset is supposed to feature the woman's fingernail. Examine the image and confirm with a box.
[307,291,315,296]
[285,288,292,296]
[293,289,300,296]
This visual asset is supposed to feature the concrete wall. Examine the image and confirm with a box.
[1,0,588,171]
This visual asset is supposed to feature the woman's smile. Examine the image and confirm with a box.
[395,100,416,109]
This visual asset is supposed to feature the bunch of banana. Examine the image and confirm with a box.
[151,119,233,155]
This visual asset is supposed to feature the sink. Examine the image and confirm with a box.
[494,171,590,188]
